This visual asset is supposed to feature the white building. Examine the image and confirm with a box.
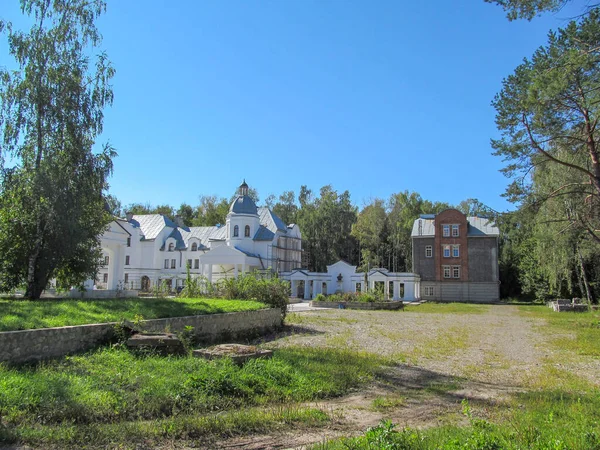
[97,181,302,291]
[282,260,421,302]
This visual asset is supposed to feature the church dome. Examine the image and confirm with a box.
[229,180,257,215]
[230,195,258,215]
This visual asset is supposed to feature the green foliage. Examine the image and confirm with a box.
[314,293,327,302]
[179,271,290,318]
[484,0,568,21]
[0,297,266,331]
[0,0,115,299]
[152,279,171,298]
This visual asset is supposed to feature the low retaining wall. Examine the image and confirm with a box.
[0,308,282,364]
[68,289,139,299]
[310,301,403,310]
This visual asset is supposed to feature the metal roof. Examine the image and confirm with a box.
[467,217,500,237]
[229,195,258,215]
[130,214,176,240]
[128,206,289,250]
[411,218,436,237]
[411,216,499,237]
[253,225,275,241]
[258,207,287,233]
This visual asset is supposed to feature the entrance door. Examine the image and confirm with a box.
[141,276,150,291]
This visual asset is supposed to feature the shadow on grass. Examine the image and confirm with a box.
[250,323,326,344]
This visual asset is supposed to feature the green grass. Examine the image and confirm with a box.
[404,302,490,314]
[0,345,391,447]
[519,305,600,357]
[315,391,600,449]
[0,297,267,331]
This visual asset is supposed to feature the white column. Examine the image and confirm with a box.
[385,280,390,300]
[241,264,246,274]
[304,280,310,299]
[312,280,318,298]
[207,264,213,283]
[109,246,123,290]
[404,281,413,301]
[234,264,239,278]
[290,280,296,297]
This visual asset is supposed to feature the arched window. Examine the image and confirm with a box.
[233,225,239,237]
[168,243,174,251]
[245,225,250,237]
[191,242,198,251]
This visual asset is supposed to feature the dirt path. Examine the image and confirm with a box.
[211,305,570,449]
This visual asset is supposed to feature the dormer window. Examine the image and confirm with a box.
[245,225,250,237]
[233,225,239,237]
[191,242,198,251]
[168,243,174,251]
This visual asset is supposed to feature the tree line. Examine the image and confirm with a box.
[2,0,600,300]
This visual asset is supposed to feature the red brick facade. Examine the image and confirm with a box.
[434,209,469,282]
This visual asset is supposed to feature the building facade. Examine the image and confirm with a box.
[411,209,499,303]
[281,260,421,301]
[97,181,302,291]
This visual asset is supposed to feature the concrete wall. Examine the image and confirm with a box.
[468,237,498,282]
[0,308,282,364]
[420,281,499,303]
[412,237,435,281]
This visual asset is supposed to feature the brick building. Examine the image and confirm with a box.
[411,209,499,303]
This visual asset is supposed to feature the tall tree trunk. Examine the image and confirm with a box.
[577,245,594,305]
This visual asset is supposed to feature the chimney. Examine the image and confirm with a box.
[174,215,184,227]
[125,211,133,222]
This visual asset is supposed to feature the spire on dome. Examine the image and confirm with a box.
[239,179,249,196]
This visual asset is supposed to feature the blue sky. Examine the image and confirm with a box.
[0,0,585,212]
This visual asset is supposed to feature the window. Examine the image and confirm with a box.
[443,245,451,258]
[104,255,109,265]
[168,242,174,251]
[452,224,459,237]
[443,266,451,278]
[453,266,461,278]
[425,245,432,258]
[194,259,199,269]
[124,274,129,284]
[452,245,459,258]
[424,286,434,296]
[187,259,192,268]
[356,282,362,292]
[103,273,108,283]
[233,225,239,237]
[164,259,169,269]
[125,255,130,265]
[170,259,176,269]
[191,242,198,251]
[245,225,250,237]
[127,237,131,247]
[442,224,450,237]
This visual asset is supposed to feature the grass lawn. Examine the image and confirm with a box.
[0,346,392,448]
[0,297,267,331]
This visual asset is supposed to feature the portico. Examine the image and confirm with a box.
[283,260,421,302]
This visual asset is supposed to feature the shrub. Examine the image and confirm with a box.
[342,292,359,302]
[314,293,327,302]
[357,292,378,303]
